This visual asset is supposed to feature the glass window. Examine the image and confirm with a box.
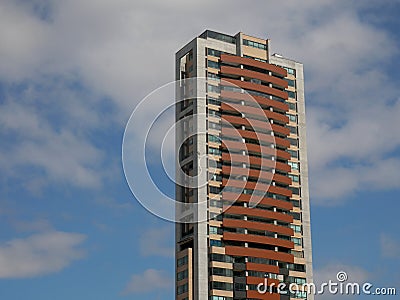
[289,138,298,147]
[177,269,188,281]
[243,39,267,50]
[288,125,298,134]
[208,60,220,69]
[177,255,188,267]
[288,161,299,170]
[207,97,220,106]
[207,48,222,57]
[202,30,236,44]
[210,240,223,247]
[209,226,219,235]
[286,78,296,87]
[283,67,296,76]
[287,90,296,99]
[207,84,220,93]
[287,114,297,123]
[288,102,297,111]
[177,283,188,295]
[292,237,303,246]
[244,55,267,63]
[288,149,298,159]
[208,72,220,81]
[290,224,302,233]
[208,147,221,156]
[208,134,220,143]
[289,174,300,182]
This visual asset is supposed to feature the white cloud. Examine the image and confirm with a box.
[0,230,86,278]
[121,269,172,295]
[139,227,174,257]
[0,93,107,190]
[308,100,400,204]
[0,0,398,202]
[381,234,400,259]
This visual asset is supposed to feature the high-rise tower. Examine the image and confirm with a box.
[175,30,313,300]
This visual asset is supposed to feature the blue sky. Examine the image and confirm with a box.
[0,1,400,299]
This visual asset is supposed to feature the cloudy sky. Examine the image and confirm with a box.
[0,0,399,299]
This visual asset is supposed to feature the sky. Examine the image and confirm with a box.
[0,0,400,299]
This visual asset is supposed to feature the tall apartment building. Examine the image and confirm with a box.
[175,30,313,300]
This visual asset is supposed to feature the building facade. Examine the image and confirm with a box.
[175,30,313,300]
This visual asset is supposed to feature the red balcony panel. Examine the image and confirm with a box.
[223,78,288,101]
[225,245,294,263]
[222,219,294,236]
[223,232,294,249]
[246,262,279,274]
[224,206,293,223]
[220,90,289,112]
[268,185,292,198]
[220,65,288,88]
[220,54,287,77]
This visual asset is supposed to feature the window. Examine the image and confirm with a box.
[288,125,298,135]
[209,226,220,235]
[208,109,221,117]
[211,296,232,300]
[210,240,223,247]
[208,134,220,143]
[209,199,222,208]
[243,39,267,50]
[283,67,296,76]
[287,114,297,123]
[288,161,299,170]
[250,78,261,85]
[207,84,220,93]
[289,174,300,183]
[289,138,298,147]
[211,281,233,291]
[208,121,221,130]
[210,253,233,263]
[289,187,301,196]
[210,267,233,277]
[207,97,220,106]
[208,147,221,156]
[290,211,302,220]
[286,78,296,87]
[201,30,236,44]
[207,48,222,57]
[177,269,188,281]
[177,255,188,267]
[208,72,220,81]
[288,102,297,111]
[289,276,307,285]
[287,90,296,99]
[209,186,221,195]
[208,60,220,69]
[292,291,307,299]
[290,263,306,272]
[292,237,303,246]
[210,173,222,182]
[177,283,188,295]
[288,149,299,159]
[210,212,222,221]
[244,55,266,63]
[290,224,302,233]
